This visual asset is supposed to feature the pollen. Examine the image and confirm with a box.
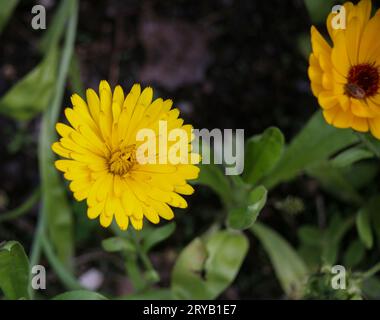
[109,145,136,176]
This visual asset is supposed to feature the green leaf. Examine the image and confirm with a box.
[322,214,354,266]
[331,147,373,168]
[121,289,173,300]
[243,127,284,185]
[195,164,232,205]
[0,48,59,120]
[0,0,19,33]
[343,240,365,269]
[0,241,30,300]
[298,226,323,247]
[228,185,267,230]
[142,223,176,252]
[362,277,380,299]
[357,133,380,158]
[52,290,107,300]
[172,230,249,299]
[345,162,379,189]
[371,198,380,245]
[263,111,358,189]
[307,161,363,205]
[356,207,373,249]
[101,237,135,253]
[250,223,308,298]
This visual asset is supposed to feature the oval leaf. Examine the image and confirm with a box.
[0,48,58,120]
[228,186,267,230]
[101,237,135,253]
[356,208,373,249]
[0,241,30,300]
[263,111,359,189]
[142,223,176,252]
[251,223,308,299]
[243,127,284,185]
[172,230,248,299]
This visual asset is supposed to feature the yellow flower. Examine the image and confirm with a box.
[309,0,380,138]
[52,81,200,230]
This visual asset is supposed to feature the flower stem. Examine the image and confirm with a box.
[131,230,159,285]
[362,262,380,280]
[0,188,40,223]
[30,0,79,299]
[40,232,82,290]
[356,132,380,159]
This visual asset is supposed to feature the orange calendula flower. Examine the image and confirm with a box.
[309,0,380,138]
[52,81,200,230]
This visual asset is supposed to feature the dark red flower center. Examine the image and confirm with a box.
[345,63,379,99]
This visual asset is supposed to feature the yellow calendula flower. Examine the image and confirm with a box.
[309,0,380,138]
[52,81,200,230]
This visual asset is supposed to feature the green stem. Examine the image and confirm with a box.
[356,132,380,159]
[40,233,82,290]
[362,262,380,280]
[0,188,40,223]
[69,53,85,97]
[131,230,159,285]
[49,0,78,125]
[124,256,145,291]
[30,0,79,298]
[110,224,147,291]
[28,210,45,299]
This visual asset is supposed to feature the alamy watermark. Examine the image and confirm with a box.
[31,5,46,30]
[134,121,244,175]
[31,265,46,290]
[331,5,346,30]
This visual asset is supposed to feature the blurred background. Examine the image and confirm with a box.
[1,0,379,299]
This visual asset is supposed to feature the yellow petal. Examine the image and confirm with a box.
[351,116,369,132]
[130,216,143,230]
[100,211,113,228]
[369,118,380,139]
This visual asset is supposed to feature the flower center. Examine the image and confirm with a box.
[345,63,379,99]
[109,145,136,175]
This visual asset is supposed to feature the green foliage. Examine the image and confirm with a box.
[195,163,233,205]
[0,241,30,300]
[36,0,78,271]
[122,289,173,300]
[263,111,358,189]
[172,230,248,299]
[251,223,308,299]
[304,271,361,300]
[331,147,373,168]
[3,0,380,302]
[142,223,176,252]
[53,290,108,300]
[227,185,267,230]
[343,240,366,269]
[356,206,374,249]
[39,0,73,52]
[102,237,136,253]
[243,127,284,185]
[0,48,59,120]
[298,214,354,270]
[307,161,363,205]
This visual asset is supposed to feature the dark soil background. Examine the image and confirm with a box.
[0,0,321,299]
